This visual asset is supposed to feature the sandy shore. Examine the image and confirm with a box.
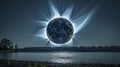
[0,59,120,67]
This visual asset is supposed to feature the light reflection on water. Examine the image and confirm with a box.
[0,52,120,64]
[51,52,74,63]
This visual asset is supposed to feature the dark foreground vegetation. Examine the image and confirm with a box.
[0,59,120,67]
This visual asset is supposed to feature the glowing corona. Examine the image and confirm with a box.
[35,1,100,46]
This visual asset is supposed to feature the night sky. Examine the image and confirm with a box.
[0,0,120,48]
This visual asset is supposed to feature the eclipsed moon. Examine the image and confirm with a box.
[46,18,74,44]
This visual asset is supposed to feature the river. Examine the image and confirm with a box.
[0,52,120,64]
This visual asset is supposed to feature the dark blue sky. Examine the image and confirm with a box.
[0,0,120,48]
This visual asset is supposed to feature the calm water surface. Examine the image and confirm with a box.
[0,52,120,64]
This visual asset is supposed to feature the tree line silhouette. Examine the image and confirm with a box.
[0,38,18,50]
[0,38,120,52]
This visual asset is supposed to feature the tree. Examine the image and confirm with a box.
[15,44,18,50]
[0,38,13,50]
[9,45,13,50]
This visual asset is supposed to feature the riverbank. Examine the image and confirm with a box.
[0,59,120,67]
[1,46,120,52]
[0,50,17,53]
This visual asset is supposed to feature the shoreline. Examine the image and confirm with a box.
[0,50,16,53]
[0,50,120,53]
[0,59,120,67]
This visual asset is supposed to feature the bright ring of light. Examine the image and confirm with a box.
[35,1,100,46]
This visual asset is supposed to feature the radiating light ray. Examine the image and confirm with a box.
[72,1,92,20]
[72,14,87,34]
[73,34,79,41]
[73,14,90,34]
[40,11,50,21]
[36,28,48,39]
[62,5,74,20]
[35,20,48,27]
[72,5,99,34]
[49,1,61,20]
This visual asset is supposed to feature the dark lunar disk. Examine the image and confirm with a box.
[46,18,74,44]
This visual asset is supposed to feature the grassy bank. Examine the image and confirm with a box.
[0,59,120,67]
[0,50,17,53]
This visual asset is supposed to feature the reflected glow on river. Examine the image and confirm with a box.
[51,52,74,63]
[0,52,120,64]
